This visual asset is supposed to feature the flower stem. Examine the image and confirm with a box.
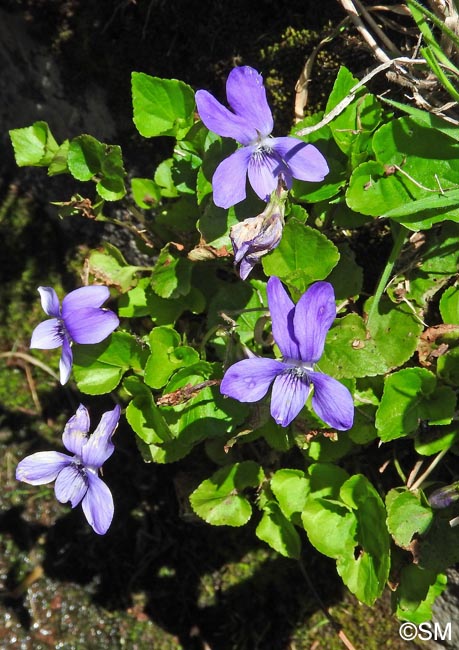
[366,224,407,329]
[409,447,449,492]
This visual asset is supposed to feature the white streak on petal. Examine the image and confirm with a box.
[82,472,114,535]
[81,405,120,469]
[54,464,87,507]
[59,338,73,385]
[16,451,71,485]
[270,372,310,427]
[62,405,90,456]
[30,319,63,349]
[38,287,60,317]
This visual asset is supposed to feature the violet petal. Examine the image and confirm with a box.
[238,257,256,281]
[220,357,284,402]
[247,150,286,202]
[62,404,90,456]
[266,277,299,359]
[272,137,329,182]
[62,286,110,315]
[310,371,354,431]
[293,281,336,363]
[82,472,114,535]
[270,371,311,427]
[81,405,120,469]
[226,66,273,138]
[64,308,119,344]
[195,89,256,146]
[16,451,71,485]
[54,464,88,507]
[30,319,63,350]
[38,287,61,317]
[212,146,253,208]
[59,337,73,385]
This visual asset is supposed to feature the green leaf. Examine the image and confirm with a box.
[382,189,459,220]
[415,424,459,456]
[256,501,301,559]
[396,567,447,624]
[131,178,161,209]
[386,489,433,547]
[97,145,126,200]
[305,433,354,463]
[301,497,357,559]
[154,158,179,198]
[73,332,147,395]
[67,136,126,200]
[161,361,249,447]
[88,246,145,292]
[10,121,59,167]
[151,244,192,299]
[291,115,347,203]
[124,376,173,445]
[337,475,391,605]
[346,160,411,217]
[132,72,195,139]
[440,285,459,324]
[68,135,104,181]
[417,512,459,573]
[270,469,310,522]
[308,462,350,499]
[118,278,150,317]
[376,368,456,442]
[156,196,200,234]
[437,347,459,387]
[379,97,459,143]
[336,553,384,607]
[325,66,382,156]
[207,278,267,346]
[320,299,422,380]
[326,242,363,299]
[349,117,459,229]
[144,326,198,389]
[146,284,205,326]
[189,461,264,526]
[171,139,202,195]
[198,191,263,249]
[365,297,423,369]
[48,140,70,175]
[399,223,459,308]
[262,220,340,294]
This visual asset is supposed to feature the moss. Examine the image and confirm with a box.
[259,25,343,132]
[292,588,425,650]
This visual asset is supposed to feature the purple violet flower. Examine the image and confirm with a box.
[16,404,121,535]
[195,66,329,209]
[30,286,119,385]
[220,277,354,429]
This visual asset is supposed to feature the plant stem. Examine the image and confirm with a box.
[410,447,449,491]
[0,351,59,380]
[366,224,407,329]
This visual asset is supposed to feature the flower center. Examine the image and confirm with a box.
[72,457,86,476]
[252,133,274,152]
[282,358,314,380]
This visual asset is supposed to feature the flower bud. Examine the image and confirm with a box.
[230,184,287,279]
